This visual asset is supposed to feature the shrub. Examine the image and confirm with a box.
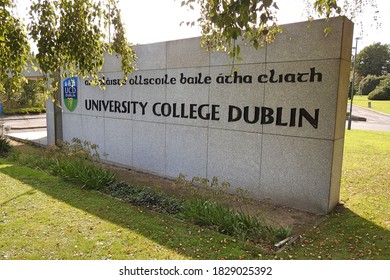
[359,75,386,95]
[368,76,390,100]
[0,136,12,157]
[3,107,46,115]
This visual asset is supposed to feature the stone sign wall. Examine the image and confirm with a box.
[60,17,353,214]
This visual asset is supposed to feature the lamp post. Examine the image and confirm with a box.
[348,37,362,130]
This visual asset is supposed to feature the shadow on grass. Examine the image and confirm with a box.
[0,189,37,207]
[0,160,263,260]
[279,204,390,260]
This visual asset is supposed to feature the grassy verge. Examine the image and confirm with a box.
[7,139,290,247]
[350,95,390,114]
[278,130,390,259]
[0,160,263,260]
[1,130,389,260]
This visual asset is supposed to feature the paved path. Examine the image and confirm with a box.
[347,105,390,132]
[0,114,46,130]
[0,114,47,146]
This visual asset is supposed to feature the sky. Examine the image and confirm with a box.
[15,0,390,53]
[116,0,390,51]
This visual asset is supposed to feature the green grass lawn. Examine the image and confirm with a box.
[0,162,266,260]
[351,95,390,114]
[1,130,389,260]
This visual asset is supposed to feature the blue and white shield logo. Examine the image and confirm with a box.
[63,77,78,112]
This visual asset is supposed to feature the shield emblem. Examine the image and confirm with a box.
[63,77,78,112]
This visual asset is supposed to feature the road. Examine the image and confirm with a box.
[0,114,47,146]
[0,114,47,131]
[347,106,390,132]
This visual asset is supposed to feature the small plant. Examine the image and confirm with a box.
[181,199,291,244]
[50,158,117,189]
[50,138,101,161]
[0,136,12,157]
[11,138,116,189]
[105,182,183,214]
[178,174,253,209]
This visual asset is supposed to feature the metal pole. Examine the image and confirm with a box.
[348,38,360,130]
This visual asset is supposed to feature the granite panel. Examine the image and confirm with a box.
[207,129,261,192]
[266,17,349,62]
[340,18,354,62]
[104,118,133,166]
[46,99,56,145]
[101,52,123,73]
[210,42,267,66]
[165,67,211,127]
[334,59,351,139]
[134,42,167,70]
[262,60,340,140]
[132,120,166,175]
[62,113,83,143]
[130,69,168,123]
[208,64,266,133]
[63,114,106,156]
[167,37,209,68]
[77,78,105,118]
[260,134,333,213]
[165,124,208,179]
[97,72,133,120]
[328,138,345,211]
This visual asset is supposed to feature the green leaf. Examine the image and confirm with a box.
[263,0,273,8]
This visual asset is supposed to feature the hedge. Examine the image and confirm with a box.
[359,75,386,95]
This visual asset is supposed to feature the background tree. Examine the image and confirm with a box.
[181,0,281,60]
[28,0,136,96]
[0,0,30,98]
[355,43,390,77]
[3,78,46,109]
[1,0,136,100]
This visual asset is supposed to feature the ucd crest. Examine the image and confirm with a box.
[63,77,78,112]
